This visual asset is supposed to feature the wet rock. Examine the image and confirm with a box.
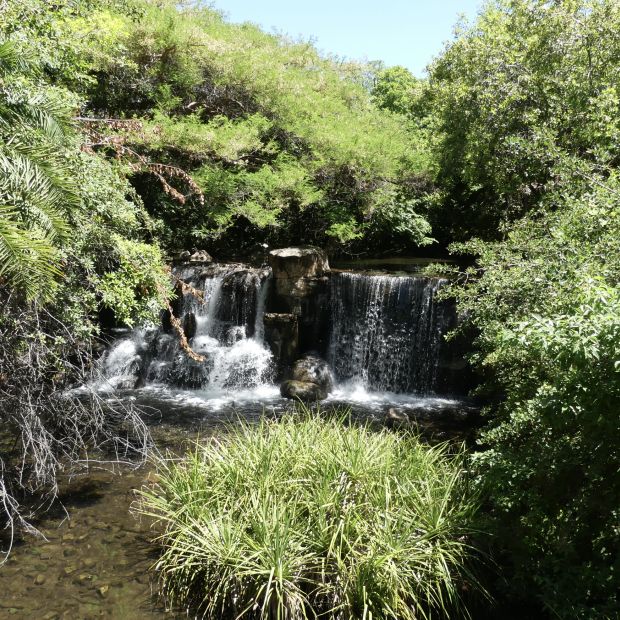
[170,250,191,261]
[183,312,197,339]
[75,574,95,586]
[268,248,331,353]
[263,314,299,375]
[133,376,145,389]
[290,353,334,394]
[383,408,413,429]
[82,557,96,569]
[63,566,77,575]
[97,585,109,599]
[92,522,109,531]
[34,573,46,585]
[42,613,59,620]
[269,246,329,279]
[280,380,327,401]
[189,250,212,263]
[39,547,59,560]
[63,548,76,557]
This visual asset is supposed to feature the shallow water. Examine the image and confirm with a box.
[0,389,481,620]
[0,462,173,620]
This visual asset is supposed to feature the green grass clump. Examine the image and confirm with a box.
[141,413,487,619]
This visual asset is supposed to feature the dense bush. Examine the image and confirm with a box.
[427,1,620,614]
[72,0,433,251]
[0,0,171,540]
[141,413,487,620]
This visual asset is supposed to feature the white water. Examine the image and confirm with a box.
[98,264,274,394]
[328,273,450,394]
[97,264,469,419]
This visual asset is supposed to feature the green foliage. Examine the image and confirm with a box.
[96,235,167,326]
[371,66,426,119]
[421,1,620,615]
[0,41,79,299]
[56,151,170,333]
[0,0,169,535]
[76,0,432,250]
[1,0,171,319]
[434,147,620,618]
[426,0,620,239]
[141,411,487,620]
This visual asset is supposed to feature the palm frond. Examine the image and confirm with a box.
[0,204,61,299]
[0,152,75,244]
[0,41,35,78]
[0,100,69,144]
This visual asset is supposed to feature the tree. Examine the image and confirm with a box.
[429,1,620,615]
[426,0,620,239]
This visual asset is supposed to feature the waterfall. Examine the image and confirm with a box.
[100,262,461,401]
[328,273,450,394]
[100,264,274,392]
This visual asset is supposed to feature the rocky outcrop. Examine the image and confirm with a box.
[263,313,299,374]
[190,250,212,263]
[169,249,212,263]
[289,353,334,394]
[268,246,329,279]
[280,380,327,401]
[269,246,331,355]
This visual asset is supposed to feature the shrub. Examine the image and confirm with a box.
[140,412,487,620]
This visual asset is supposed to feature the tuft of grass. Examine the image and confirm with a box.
[140,410,489,619]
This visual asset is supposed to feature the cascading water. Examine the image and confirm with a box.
[100,264,274,395]
[328,273,450,394]
[97,260,471,421]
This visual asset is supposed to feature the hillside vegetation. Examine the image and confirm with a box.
[2,0,620,617]
[73,0,433,252]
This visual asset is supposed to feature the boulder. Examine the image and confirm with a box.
[269,246,329,279]
[290,353,334,394]
[170,250,191,261]
[280,380,327,401]
[382,408,414,429]
[189,250,212,263]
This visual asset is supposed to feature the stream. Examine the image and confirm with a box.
[0,256,486,619]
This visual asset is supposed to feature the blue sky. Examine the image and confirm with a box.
[213,0,483,77]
